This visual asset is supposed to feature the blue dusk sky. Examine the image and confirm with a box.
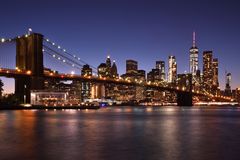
[0,0,240,93]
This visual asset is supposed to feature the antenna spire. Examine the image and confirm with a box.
[193,31,196,47]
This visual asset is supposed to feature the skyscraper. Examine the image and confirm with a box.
[212,58,219,93]
[81,64,92,100]
[126,60,138,74]
[225,72,232,96]
[168,56,177,83]
[81,64,92,76]
[111,60,118,78]
[98,63,108,78]
[203,51,213,92]
[147,69,160,82]
[189,32,199,76]
[156,61,165,81]
[106,55,112,77]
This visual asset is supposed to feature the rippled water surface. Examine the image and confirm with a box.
[1,106,240,160]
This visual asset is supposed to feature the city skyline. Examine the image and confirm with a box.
[1,0,240,92]
[0,30,237,93]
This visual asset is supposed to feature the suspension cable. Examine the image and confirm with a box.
[43,38,98,70]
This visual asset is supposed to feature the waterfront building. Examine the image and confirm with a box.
[91,84,105,99]
[233,88,240,103]
[30,90,67,105]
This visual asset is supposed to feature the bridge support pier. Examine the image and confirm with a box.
[15,33,44,104]
[177,92,193,106]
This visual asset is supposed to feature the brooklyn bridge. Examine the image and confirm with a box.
[0,31,233,106]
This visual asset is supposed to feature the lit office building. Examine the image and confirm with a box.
[147,69,161,82]
[119,60,146,102]
[203,51,213,92]
[81,64,92,76]
[225,72,232,96]
[111,60,118,78]
[156,60,165,81]
[81,64,92,100]
[136,70,146,101]
[126,59,138,74]
[106,55,112,77]
[168,56,177,83]
[98,63,108,78]
[189,32,199,76]
[97,56,119,99]
[177,73,192,91]
[137,70,146,81]
[212,58,219,94]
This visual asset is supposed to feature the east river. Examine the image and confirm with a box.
[1,106,240,160]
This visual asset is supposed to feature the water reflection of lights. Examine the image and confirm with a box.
[115,108,122,112]
[124,108,133,112]
[146,108,153,112]
[164,108,175,112]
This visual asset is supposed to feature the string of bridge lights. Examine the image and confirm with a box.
[43,46,98,74]
[1,28,33,43]
[43,38,98,70]
[0,38,14,43]
[43,46,83,68]
[43,49,82,70]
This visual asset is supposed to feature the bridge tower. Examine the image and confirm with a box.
[177,74,193,106]
[177,91,193,106]
[15,33,44,103]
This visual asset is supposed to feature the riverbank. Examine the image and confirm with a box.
[0,105,100,110]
